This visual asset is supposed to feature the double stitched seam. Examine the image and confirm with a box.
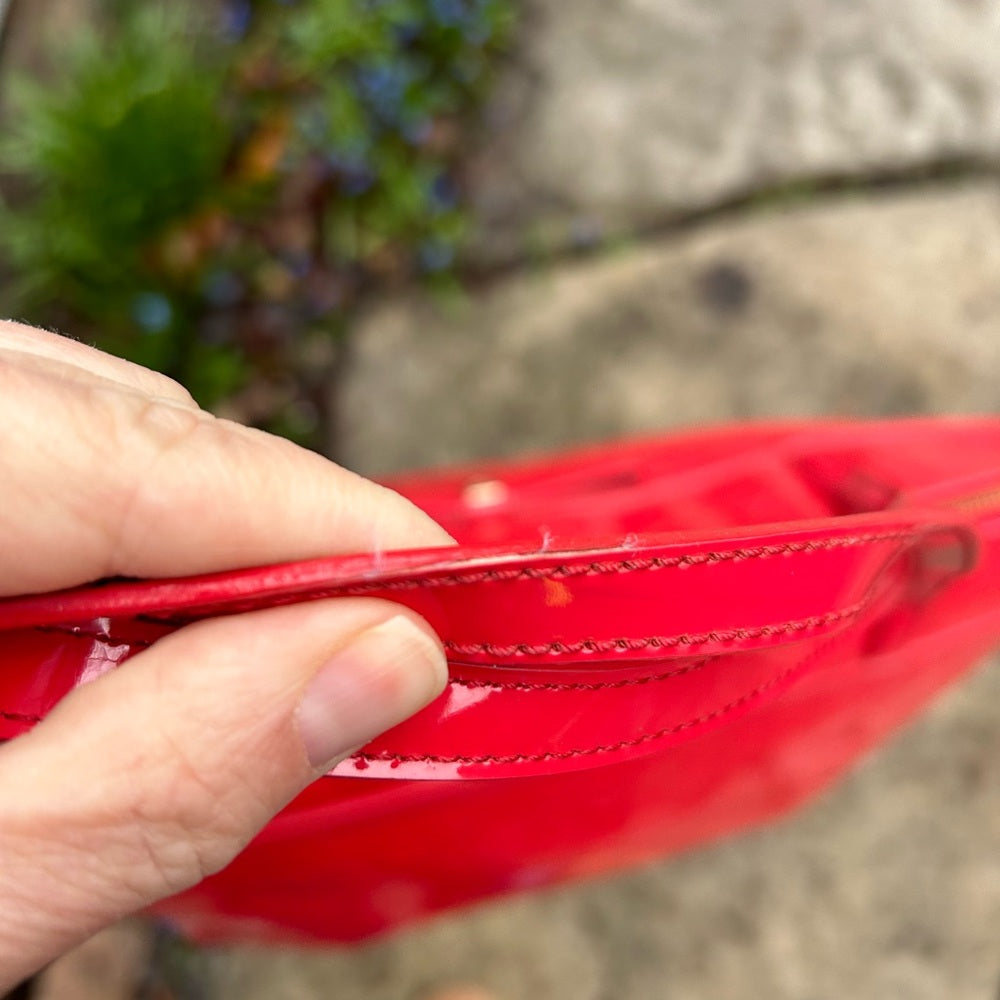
[450,657,714,692]
[126,531,916,629]
[339,531,915,593]
[355,632,847,767]
[443,602,863,659]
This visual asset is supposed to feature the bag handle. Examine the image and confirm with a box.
[0,513,976,779]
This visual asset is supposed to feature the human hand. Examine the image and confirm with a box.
[0,321,452,990]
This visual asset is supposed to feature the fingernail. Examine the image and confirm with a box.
[297,616,448,771]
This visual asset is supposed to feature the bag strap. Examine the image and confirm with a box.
[0,512,976,779]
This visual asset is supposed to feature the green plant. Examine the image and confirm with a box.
[0,0,513,448]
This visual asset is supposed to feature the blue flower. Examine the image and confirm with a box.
[325,144,376,195]
[220,0,253,41]
[297,105,330,145]
[428,172,458,212]
[355,62,411,124]
[132,292,173,333]
[429,0,471,28]
[202,270,245,308]
[342,166,375,195]
[402,115,432,147]
[394,20,422,44]
[417,239,455,272]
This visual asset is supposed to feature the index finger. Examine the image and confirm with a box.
[0,344,451,597]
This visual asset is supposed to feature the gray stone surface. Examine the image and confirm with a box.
[469,0,1000,261]
[208,657,1000,1000]
[340,183,1000,477]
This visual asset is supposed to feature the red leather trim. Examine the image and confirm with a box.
[353,633,838,769]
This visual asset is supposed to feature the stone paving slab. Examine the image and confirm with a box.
[340,183,1000,477]
[468,0,1000,262]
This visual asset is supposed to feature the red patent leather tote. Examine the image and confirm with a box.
[1,417,999,944]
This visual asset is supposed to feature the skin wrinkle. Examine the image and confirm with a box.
[124,796,216,903]
[118,639,295,874]
[103,397,218,581]
[0,363,118,587]
[0,795,153,937]
[3,393,126,593]
[139,714,283,874]
[17,707,223,911]
[0,712,278,936]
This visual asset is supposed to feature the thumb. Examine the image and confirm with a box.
[0,598,446,989]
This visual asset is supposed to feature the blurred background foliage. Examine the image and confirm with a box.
[0,0,513,449]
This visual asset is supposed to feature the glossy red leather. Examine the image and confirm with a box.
[2,418,999,943]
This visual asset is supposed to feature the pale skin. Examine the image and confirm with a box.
[0,321,454,990]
